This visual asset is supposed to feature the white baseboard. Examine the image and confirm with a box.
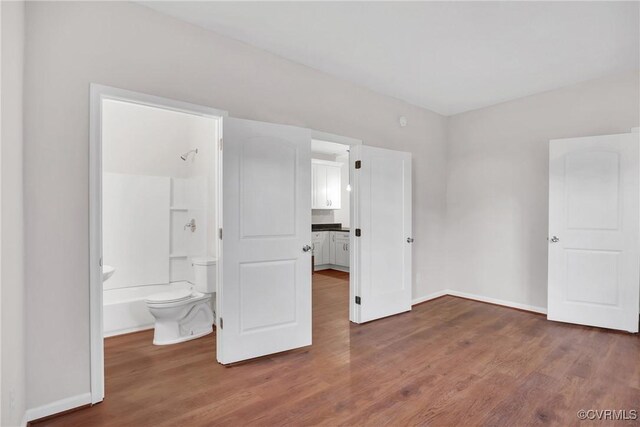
[411,290,448,305]
[25,392,91,423]
[314,264,349,273]
[412,289,547,315]
[445,290,547,314]
[104,324,153,338]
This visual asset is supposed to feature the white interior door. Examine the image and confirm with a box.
[548,132,639,333]
[351,145,412,323]
[218,117,312,364]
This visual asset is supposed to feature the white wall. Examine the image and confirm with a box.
[102,99,215,178]
[445,71,640,311]
[102,173,171,290]
[1,1,26,426]
[23,1,448,412]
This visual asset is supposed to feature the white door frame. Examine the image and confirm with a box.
[88,84,227,404]
[309,130,362,323]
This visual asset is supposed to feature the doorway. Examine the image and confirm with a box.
[89,84,226,403]
[310,138,353,325]
[100,98,218,339]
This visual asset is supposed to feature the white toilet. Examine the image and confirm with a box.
[145,257,217,345]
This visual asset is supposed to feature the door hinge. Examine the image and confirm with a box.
[99,257,103,267]
[355,228,361,237]
[219,317,223,329]
[355,160,362,169]
[219,138,223,150]
[355,296,361,305]
[219,228,223,239]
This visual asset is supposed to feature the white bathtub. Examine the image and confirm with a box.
[103,281,192,337]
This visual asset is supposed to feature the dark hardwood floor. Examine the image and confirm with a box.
[34,270,639,426]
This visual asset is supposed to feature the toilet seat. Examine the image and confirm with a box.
[146,290,209,308]
[146,288,193,304]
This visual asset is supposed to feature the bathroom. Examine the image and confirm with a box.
[101,98,219,344]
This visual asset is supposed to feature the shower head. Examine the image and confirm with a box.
[180,148,198,161]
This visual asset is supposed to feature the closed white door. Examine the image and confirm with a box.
[219,117,312,364]
[351,145,412,323]
[548,133,639,333]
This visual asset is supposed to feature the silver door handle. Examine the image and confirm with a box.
[184,219,196,232]
[303,245,312,252]
[407,238,414,243]
[550,236,559,243]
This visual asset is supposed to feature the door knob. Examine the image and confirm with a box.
[184,219,196,232]
[303,245,312,252]
[406,237,414,243]
[550,236,559,243]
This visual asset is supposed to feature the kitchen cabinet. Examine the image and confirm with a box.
[312,159,342,209]
[312,231,329,265]
[313,230,350,271]
[334,232,350,268]
[329,232,336,264]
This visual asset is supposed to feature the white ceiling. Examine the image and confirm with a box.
[140,1,639,116]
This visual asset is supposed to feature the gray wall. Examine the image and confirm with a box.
[445,71,640,311]
[23,1,448,410]
[1,1,26,426]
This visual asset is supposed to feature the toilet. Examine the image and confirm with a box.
[145,257,217,345]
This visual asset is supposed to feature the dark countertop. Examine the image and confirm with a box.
[312,223,350,232]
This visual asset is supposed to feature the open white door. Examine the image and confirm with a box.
[218,118,312,364]
[548,132,639,332]
[351,145,412,323]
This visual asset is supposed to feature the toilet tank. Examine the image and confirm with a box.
[192,257,217,293]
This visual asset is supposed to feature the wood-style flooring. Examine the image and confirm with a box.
[33,270,640,426]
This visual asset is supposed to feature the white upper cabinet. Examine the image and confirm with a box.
[312,159,342,209]
[325,165,341,209]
